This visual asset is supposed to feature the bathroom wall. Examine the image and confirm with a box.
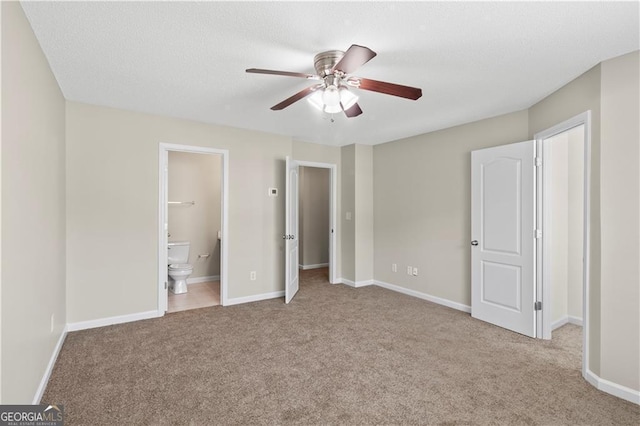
[299,167,330,269]
[168,151,221,280]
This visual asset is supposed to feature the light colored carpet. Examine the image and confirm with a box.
[43,268,639,425]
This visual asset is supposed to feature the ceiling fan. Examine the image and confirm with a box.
[246,44,422,118]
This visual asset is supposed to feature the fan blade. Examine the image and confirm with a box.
[271,85,320,110]
[332,45,377,74]
[343,103,363,118]
[352,77,422,100]
[246,68,320,80]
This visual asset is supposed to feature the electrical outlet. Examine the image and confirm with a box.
[392,263,397,272]
[412,267,418,276]
[250,271,256,281]
[407,266,412,275]
[50,314,55,333]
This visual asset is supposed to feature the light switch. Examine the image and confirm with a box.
[346,212,352,220]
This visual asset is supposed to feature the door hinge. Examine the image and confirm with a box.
[534,229,542,239]
[535,157,542,167]
[534,301,542,311]
[164,281,168,290]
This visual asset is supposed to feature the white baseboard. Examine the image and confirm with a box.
[187,275,220,284]
[373,279,471,313]
[33,325,68,404]
[552,315,584,330]
[299,263,329,270]
[66,310,162,332]
[225,291,284,306]
[339,278,373,288]
[585,369,640,405]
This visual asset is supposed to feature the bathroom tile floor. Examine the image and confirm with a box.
[167,281,220,313]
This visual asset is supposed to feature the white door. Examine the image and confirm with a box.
[285,157,300,304]
[471,140,536,337]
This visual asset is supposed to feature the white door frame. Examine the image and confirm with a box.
[533,111,591,377]
[296,160,338,284]
[158,143,230,313]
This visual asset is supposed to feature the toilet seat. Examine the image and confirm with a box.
[169,263,192,270]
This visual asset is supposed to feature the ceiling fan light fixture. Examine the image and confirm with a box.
[322,85,341,107]
[307,90,324,111]
[324,104,342,114]
[339,87,358,110]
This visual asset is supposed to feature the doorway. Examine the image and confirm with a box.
[542,125,585,333]
[166,151,222,312]
[285,159,337,304]
[299,166,331,281]
[535,111,591,381]
[158,143,229,313]
[470,111,591,359]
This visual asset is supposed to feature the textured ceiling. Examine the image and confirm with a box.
[21,1,639,146]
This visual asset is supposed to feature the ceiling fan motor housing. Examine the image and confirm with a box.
[314,50,345,78]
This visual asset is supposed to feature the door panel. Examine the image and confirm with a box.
[482,261,521,311]
[482,158,522,255]
[472,140,535,337]
[285,157,299,304]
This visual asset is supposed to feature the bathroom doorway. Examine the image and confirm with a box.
[166,151,222,312]
[158,144,229,314]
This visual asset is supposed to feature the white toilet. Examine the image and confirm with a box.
[167,241,193,294]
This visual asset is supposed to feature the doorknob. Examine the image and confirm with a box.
[471,240,479,246]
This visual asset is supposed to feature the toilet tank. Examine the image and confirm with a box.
[168,241,190,264]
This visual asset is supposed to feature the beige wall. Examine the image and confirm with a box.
[168,151,221,278]
[373,110,529,304]
[355,145,374,282]
[528,64,602,375]
[599,51,639,392]
[299,167,330,268]
[340,145,356,281]
[339,144,373,284]
[66,102,291,322]
[1,2,66,403]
